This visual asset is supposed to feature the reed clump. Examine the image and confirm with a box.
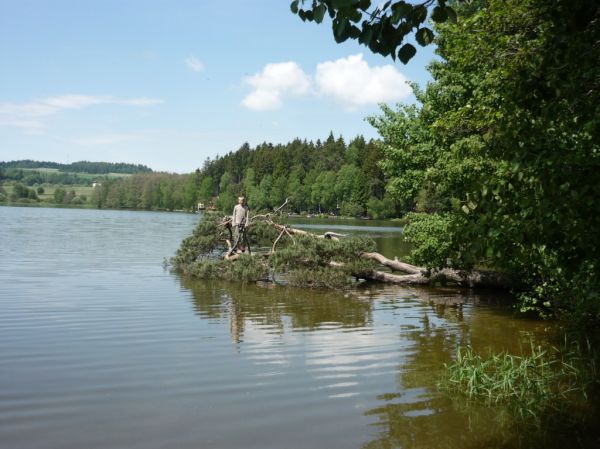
[440,337,598,427]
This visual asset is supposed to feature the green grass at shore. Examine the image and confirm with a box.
[440,337,598,428]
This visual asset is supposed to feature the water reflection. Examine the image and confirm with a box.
[179,278,374,344]
[4,206,595,449]
[358,291,589,449]
[177,278,580,449]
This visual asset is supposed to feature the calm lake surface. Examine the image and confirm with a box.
[0,206,592,449]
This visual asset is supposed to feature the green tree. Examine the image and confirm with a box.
[198,176,214,205]
[286,166,308,212]
[367,193,396,219]
[53,187,66,204]
[311,171,337,213]
[183,172,200,209]
[217,172,237,212]
[140,177,155,209]
[254,174,273,210]
[270,175,288,209]
[334,164,360,204]
[370,0,600,316]
[12,183,30,199]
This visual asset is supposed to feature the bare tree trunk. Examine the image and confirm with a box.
[361,252,421,274]
[219,209,518,290]
[358,252,517,288]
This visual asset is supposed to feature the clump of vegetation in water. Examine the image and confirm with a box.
[269,235,377,289]
[440,337,599,429]
[170,215,378,288]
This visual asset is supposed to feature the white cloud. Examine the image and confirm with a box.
[315,54,412,110]
[242,55,411,112]
[0,94,163,132]
[0,119,45,133]
[184,56,205,72]
[242,62,311,111]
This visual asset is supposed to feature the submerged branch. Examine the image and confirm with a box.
[173,210,518,290]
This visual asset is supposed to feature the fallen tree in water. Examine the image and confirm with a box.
[170,211,517,290]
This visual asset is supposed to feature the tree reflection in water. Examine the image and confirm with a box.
[176,278,592,449]
[178,277,374,344]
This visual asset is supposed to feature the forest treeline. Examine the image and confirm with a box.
[91,134,399,218]
[1,167,109,186]
[1,136,399,217]
[0,160,152,176]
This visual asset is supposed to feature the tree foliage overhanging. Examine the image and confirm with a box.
[291,0,461,63]
[366,0,599,317]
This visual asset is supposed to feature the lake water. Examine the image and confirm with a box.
[0,206,595,449]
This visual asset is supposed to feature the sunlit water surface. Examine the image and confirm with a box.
[0,206,593,449]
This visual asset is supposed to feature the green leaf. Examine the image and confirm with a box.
[334,18,351,43]
[290,0,299,15]
[348,9,362,23]
[332,0,353,9]
[398,43,416,64]
[349,25,361,39]
[358,0,371,11]
[368,38,381,54]
[411,5,427,25]
[392,1,412,21]
[446,6,457,23]
[358,25,373,45]
[431,6,448,23]
[415,27,434,46]
[314,4,327,23]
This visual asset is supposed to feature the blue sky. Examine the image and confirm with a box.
[0,0,435,173]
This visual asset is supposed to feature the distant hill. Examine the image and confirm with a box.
[0,160,153,174]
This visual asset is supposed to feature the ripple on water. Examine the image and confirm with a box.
[1,207,581,449]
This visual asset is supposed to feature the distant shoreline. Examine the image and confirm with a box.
[0,203,406,223]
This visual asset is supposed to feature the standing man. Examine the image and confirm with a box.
[231,196,249,253]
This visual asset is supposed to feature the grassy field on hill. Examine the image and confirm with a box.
[0,162,137,207]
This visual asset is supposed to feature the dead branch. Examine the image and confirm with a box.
[271,229,287,253]
[215,200,518,289]
[249,198,290,224]
[361,252,421,274]
[268,222,346,241]
[283,227,296,245]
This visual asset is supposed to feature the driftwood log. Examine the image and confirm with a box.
[218,205,517,289]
